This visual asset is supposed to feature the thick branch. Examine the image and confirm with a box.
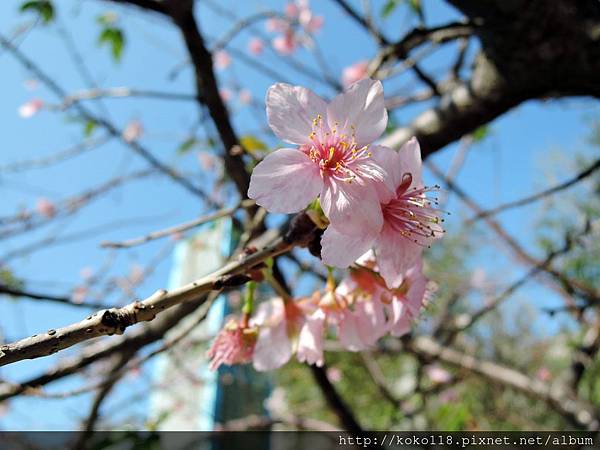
[0,232,294,367]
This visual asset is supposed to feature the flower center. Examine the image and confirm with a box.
[301,115,372,182]
[382,173,444,245]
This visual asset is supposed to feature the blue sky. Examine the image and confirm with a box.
[0,0,598,429]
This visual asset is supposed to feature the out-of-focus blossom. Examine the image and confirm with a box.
[272,30,297,55]
[71,286,87,304]
[342,60,369,87]
[122,119,143,143]
[298,6,323,33]
[426,364,452,384]
[536,367,552,382]
[207,318,258,370]
[213,50,231,70]
[128,264,144,284]
[18,98,44,118]
[198,152,217,171]
[321,138,444,287]
[79,266,94,280]
[247,37,265,55]
[439,388,458,404]
[326,367,343,383]
[36,197,56,218]
[248,79,389,236]
[266,17,287,33]
[219,88,233,102]
[238,89,252,105]
[285,2,300,18]
[0,401,10,417]
[470,268,488,289]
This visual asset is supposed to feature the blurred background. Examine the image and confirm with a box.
[0,0,599,434]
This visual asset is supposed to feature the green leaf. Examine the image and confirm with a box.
[407,0,423,17]
[20,0,54,24]
[380,0,422,19]
[98,27,125,62]
[380,0,398,18]
[240,135,268,153]
[0,268,24,291]
[471,125,491,143]
[176,137,198,155]
[83,120,96,137]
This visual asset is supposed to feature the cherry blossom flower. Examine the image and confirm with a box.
[342,60,369,87]
[248,79,389,236]
[36,197,56,218]
[321,137,443,287]
[272,30,297,55]
[247,37,265,55]
[298,4,323,34]
[18,98,44,118]
[122,119,143,143]
[207,318,258,370]
[252,296,324,370]
[213,50,231,70]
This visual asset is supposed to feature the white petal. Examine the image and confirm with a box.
[326,79,387,147]
[266,83,328,145]
[248,148,323,213]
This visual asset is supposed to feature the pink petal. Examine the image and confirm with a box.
[297,309,325,367]
[354,300,387,346]
[403,260,427,317]
[326,79,387,147]
[337,310,369,351]
[266,83,328,145]
[375,223,421,288]
[253,318,293,371]
[370,146,403,202]
[320,225,376,268]
[396,137,423,189]
[388,300,412,337]
[248,148,323,213]
[320,177,383,236]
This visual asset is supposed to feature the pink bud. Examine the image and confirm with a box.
[247,37,265,56]
[219,88,233,102]
[213,50,231,70]
[285,2,299,18]
[342,60,369,87]
[18,98,44,118]
[36,198,56,218]
[122,119,143,143]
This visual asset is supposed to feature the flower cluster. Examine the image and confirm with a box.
[266,0,323,55]
[208,78,444,371]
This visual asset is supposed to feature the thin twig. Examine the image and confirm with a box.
[101,199,255,249]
